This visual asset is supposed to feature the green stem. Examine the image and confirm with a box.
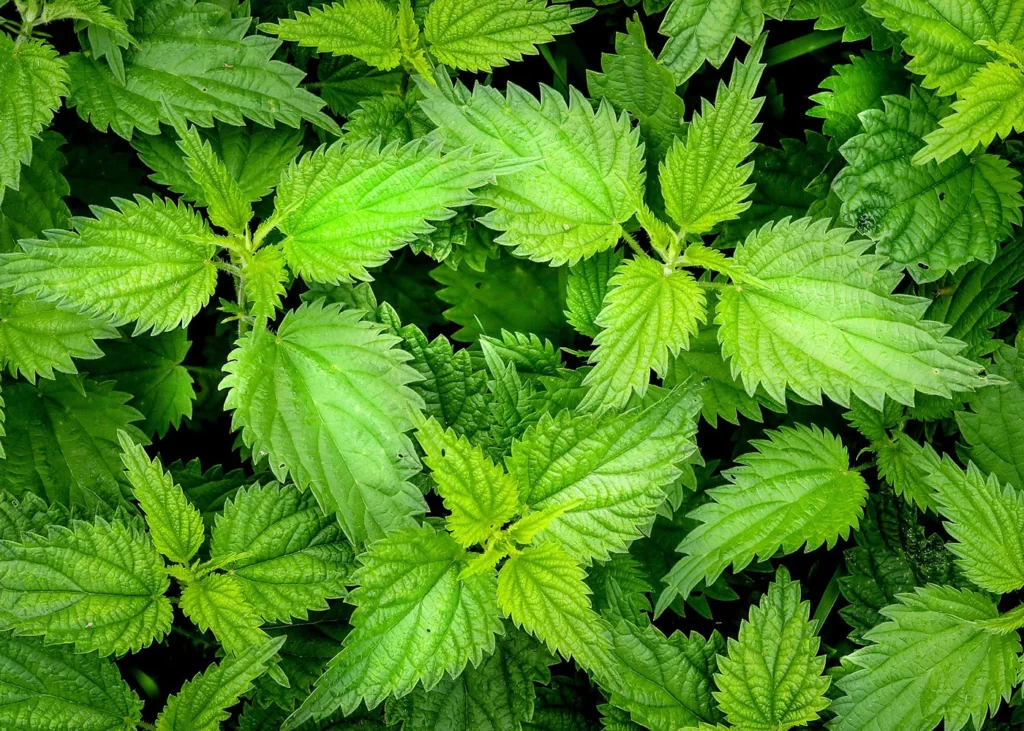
[696,280,729,291]
[183,365,224,378]
[765,30,844,66]
[137,722,158,731]
[812,568,843,627]
[980,603,1024,634]
[621,231,643,257]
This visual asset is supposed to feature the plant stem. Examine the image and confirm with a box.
[765,30,844,66]
[621,231,643,257]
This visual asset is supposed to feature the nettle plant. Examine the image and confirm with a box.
[3,0,1024,729]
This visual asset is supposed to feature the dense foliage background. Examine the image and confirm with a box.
[2,0,1024,729]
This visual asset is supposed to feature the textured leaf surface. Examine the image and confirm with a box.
[580,255,704,412]
[0,36,68,199]
[210,482,353,622]
[180,573,269,653]
[0,518,172,655]
[156,637,286,731]
[66,0,336,139]
[274,139,494,283]
[287,526,501,726]
[606,620,723,730]
[510,385,701,561]
[862,0,1024,97]
[0,196,217,335]
[660,36,765,235]
[832,586,1019,731]
[657,0,779,84]
[587,18,686,202]
[172,121,252,234]
[789,0,896,48]
[0,131,70,253]
[261,0,401,70]
[0,376,146,512]
[926,456,1024,593]
[0,290,117,383]
[565,248,622,338]
[917,47,1024,163]
[807,51,909,148]
[835,88,1022,281]
[89,330,195,438]
[419,74,644,265]
[0,635,143,731]
[416,417,519,546]
[386,629,552,731]
[714,569,830,731]
[956,343,1024,488]
[120,434,204,565]
[660,425,867,610]
[716,217,987,408]
[223,300,427,544]
[665,322,784,426]
[497,541,618,682]
[424,0,593,72]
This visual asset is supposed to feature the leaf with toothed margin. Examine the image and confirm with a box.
[417,70,645,266]
[222,299,427,545]
[715,217,988,409]
[284,525,502,729]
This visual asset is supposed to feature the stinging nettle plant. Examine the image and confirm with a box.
[2,0,1024,729]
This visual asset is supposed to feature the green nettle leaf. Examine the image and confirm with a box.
[862,0,1024,97]
[497,541,619,684]
[209,482,354,622]
[510,384,701,561]
[580,254,705,412]
[386,628,553,731]
[424,0,593,72]
[714,568,830,731]
[273,139,495,284]
[565,248,623,338]
[316,55,404,117]
[88,329,195,439]
[0,290,118,383]
[0,35,68,199]
[832,586,1020,731]
[432,252,568,344]
[0,196,217,335]
[0,518,172,655]
[587,553,652,624]
[925,456,1024,594]
[716,217,988,408]
[133,121,303,206]
[0,376,146,512]
[171,120,253,235]
[718,132,831,245]
[835,87,1022,281]
[917,44,1024,163]
[399,325,488,437]
[156,637,286,731]
[416,417,519,546]
[0,490,69,543]
[180,573,271,653]
[418,73,645,265]
[480,331,561,376]
[657,0,783,84]
[665,320,785,427]
[606,620,724,730]
[873,431,941,511]
[1,131,71,252]
[223,300,427,544]
[286,526,501,728]
[956,343,1024,488]
[659,425,868,612]
[260,0,402,70]
[807,51,910,149]
[789,0,897,49]
[839,491,959,643]
[119,433,204,565]
[922,241,1024,362]
[65,0,337,139]
[588,18,687,187]
[660,36,765,235]
[240,245,288,323]
[0,634,144,731]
